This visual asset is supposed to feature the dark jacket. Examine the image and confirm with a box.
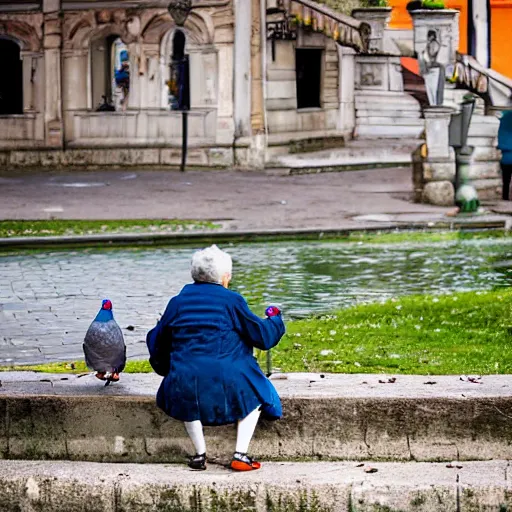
[498,111,512,166]
[147,282,285,426]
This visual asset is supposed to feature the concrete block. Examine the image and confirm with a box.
[466,162,500,180]
[9,151,41,168]
[40,150,64,167]
[267,81,296,100]
[422,161,456,182]
[422,181,454,206]
[267,110,299,133]
[208,148,233,167]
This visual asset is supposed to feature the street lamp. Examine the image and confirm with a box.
[448,94,479,213]
[168,0,192,172]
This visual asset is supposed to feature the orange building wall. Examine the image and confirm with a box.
[387,0,512,78]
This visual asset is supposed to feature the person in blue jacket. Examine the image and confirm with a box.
[146,245,285,472]
[498,110,512,200]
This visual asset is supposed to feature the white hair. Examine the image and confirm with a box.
[191,245,232,284]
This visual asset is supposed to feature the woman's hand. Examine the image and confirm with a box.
[265,306,281,317]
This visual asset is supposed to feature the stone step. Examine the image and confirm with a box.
[2,372,512,464]
[1,459,511,512]
[355,124,424,139]
[356,117,425,126]
[269,138,421,171]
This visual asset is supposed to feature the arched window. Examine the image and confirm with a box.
[0,39,23,115]
[91,35,129,111]
[168,30,190,111]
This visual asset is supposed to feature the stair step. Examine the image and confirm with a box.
[1,459,511,512]
[2,372,512,464]
[355,124,424,138]
[272,139,421,170]
[357,117,425,126]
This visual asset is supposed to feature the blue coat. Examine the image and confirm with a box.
[146,282,285,426]
[498,111,512,165]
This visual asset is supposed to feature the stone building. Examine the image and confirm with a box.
[0,0,410,170]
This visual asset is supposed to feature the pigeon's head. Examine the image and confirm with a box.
[102,299,113,311]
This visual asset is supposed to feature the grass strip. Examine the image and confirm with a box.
[3,289,512,375]
[0,219,221,238]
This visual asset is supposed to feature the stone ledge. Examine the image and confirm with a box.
[2,373,512,463]
[0,459,510,512]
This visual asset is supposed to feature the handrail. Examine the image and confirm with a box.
[268,0,370,53]
[454,52,512,107]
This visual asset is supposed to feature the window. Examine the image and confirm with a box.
[91,35,129,111]
[0,39,23,115]
[295,48,322,110]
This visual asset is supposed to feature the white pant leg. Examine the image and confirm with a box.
[184,420,206,455]
[235,407,261,454]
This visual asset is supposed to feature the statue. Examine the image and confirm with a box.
[419,30,445,106]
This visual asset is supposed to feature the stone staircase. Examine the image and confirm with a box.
[2,371,512,511]
[268,137,421,173]
[354,90,425,139]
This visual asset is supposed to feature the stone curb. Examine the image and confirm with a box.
[3,370,512,463]
[0,219,507,249]
[0,459,510,512]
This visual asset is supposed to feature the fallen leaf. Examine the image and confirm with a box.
[126,325,135,331]
[424,381,437,385]
[356,463,365,468]
[364,467,378,473]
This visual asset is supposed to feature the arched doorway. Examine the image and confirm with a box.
[168,29,190,111]
[0,39,23,115]
[91,35,129,111]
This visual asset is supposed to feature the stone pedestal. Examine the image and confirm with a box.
[351,7,391,54]
[410,9,459,69]
[413,106,456,206]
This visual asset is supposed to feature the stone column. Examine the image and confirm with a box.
[43,0,63,148]
[234,0,251,138]
[247,0,266,168]
[413,106,456,206]
[250,0,264,135]
[337,45,355,135]
[469,0,490,69]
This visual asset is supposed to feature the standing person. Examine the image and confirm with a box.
[146,245,285,471]
[498,111,512,201]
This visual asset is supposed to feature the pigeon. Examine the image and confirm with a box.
[83,299,126,386]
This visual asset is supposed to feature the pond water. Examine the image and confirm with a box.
[2,236,512,319]
[232,237,512,317]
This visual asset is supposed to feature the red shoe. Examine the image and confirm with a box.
[95,372,106,381]
[110,372,120,382]
[230,452,261,471]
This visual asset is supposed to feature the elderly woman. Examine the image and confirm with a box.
[146,245,285,471]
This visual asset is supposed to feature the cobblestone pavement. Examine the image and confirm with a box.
[0,248,198,365]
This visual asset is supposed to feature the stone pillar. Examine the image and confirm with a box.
[337,45,355,135]
[469,0,490,69]
[413,106,456,206]
[410,9,459,69]
[43,0,63,148]
[234,0,251,138]
[351,7,392,54]
[216,42,235,144]
[248,0,266,168]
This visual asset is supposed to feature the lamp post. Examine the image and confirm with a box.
[168,0,192,172]
[448,94,479,213]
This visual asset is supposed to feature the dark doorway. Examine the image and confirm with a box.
[296,48,322,109]
[169,30,190,111]
[0,39,23,115]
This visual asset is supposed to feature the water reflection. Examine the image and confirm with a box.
[2,237,512,319]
